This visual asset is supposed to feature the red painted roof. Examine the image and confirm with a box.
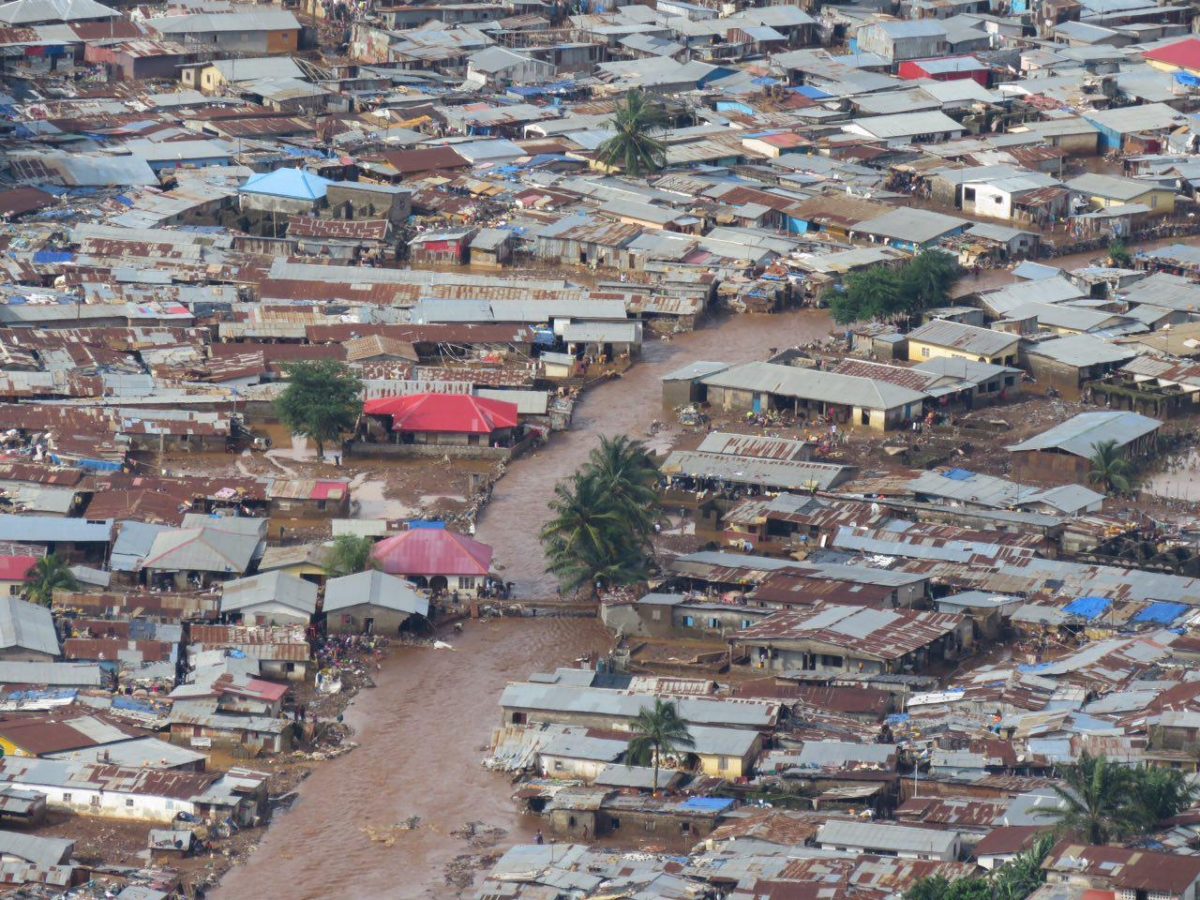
[371,528,493,577]
[1144,38,1200,71]
[363,393,519,435]
[0,556,39,582]
[311,480,347,501]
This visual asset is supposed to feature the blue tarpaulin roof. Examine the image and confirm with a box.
[943,468,974,481]
[679,797,735,812]
[794,85,833,99]
[50,455,122,473]
[1132,601,1189,625]
[1063,596,1111,620]
[114,695,158,714]
[408,520,446,530]
[33,251,74,264]
[7,689,75,701]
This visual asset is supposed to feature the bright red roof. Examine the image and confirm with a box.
[311,480,348,501]
[364,393,519,435]
[371,528,493,577]
[0,556,39,582]
[1144,38,1200,70]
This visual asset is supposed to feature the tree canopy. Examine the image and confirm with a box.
[905,832,1055,900]
[1087,439,1134,495]
[626,699,695,790]
[274,360,363,462]
[828,252,963,325]
[25,554,76,607]
[597,89,669,177]
[540,435,660,595]
[1040,752,1196,843]
[324,534,378,579]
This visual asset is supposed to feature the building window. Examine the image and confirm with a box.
[742,619,753,629]
[718,756,730,771]
[683,616,694,627]
[554,761,564,772]
[651,609,661,621]
[126,799,135,807]
[62,793,71,804]
[708,618,719,629]
[458,577,474,590]
[921,347,930,357]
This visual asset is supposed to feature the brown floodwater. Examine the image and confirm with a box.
[477,308,835,597]
[214,309,833,898]
[214,617,612,900]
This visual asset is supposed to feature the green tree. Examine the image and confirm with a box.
[992,832,1055,900]
[25,554,77,607]
[540,436,661,595]
[584,435,661,539]
[626,699,695,791]
[1127,764,1198,833]
[1108,239,1132,268]
[904,831,1054,900]
[828,266,904,325]
[597,89,668,177]
[324,534,377,579]
[274,360,362,462]
[541,474,649,594]
[1041,751,1133,844]
[900,251,962,313]
[1086,439,1134,495]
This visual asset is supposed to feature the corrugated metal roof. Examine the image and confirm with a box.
[1007,410,1161,456]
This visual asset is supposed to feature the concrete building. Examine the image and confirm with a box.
[323,570,429,635]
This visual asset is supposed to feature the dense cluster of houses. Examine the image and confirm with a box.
[7,0,1200,893]
[484,471,1200,896]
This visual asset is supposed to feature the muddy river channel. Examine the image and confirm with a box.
[215,310,834,898]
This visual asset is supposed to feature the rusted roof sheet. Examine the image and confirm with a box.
[287,217,390,241]
[733,604,964,661]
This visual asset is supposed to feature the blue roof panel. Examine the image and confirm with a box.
[1063,596,1111,620]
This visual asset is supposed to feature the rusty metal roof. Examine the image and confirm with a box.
[733,604,963,661]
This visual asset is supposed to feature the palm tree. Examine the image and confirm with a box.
[541,474,637,594]
[1087,439,1134,495]
[324,534,377,579]
[585,435,661,537]
[1127,764,1198,833]
[1041,752,1133,844]
[25,554,77,607]
[626,699,695,791]
[597,89,668,177]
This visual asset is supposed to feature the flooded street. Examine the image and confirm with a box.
[215,617,612,900]
[477,308,835,597]
[213,310,832,898]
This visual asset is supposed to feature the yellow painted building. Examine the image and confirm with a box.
[906,320,1019,366]
[691,726,761,781]
[255,544,331,585]
[1066,173,1176,217]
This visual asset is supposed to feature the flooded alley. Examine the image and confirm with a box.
[476,308,835,597]
[215,617,613,900]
